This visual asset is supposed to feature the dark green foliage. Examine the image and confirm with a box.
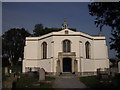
[33,24,62,37]
[88,2,120,58]
[33,24,44,36]
[88,2,120,31]
[33,24,76,37]
[109,58,119,67]
[2,28,31,65]
[8,65,22,72]
[2,56,10,67]
[110,29,120,58]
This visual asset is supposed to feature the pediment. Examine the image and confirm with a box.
[26,28,106,41]
[55,29,78,34]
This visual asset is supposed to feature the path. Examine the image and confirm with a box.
[52,74,87,88]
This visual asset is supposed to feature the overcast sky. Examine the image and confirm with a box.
[2,2,117,58]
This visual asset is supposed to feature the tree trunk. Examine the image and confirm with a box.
[8,56,13,66]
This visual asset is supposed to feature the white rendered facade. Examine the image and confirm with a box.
[22,29,109,76]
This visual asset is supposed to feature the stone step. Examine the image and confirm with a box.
[61,72,74,75]
[59,72,77,78]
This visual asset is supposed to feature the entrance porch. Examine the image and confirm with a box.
[57,52,77,75]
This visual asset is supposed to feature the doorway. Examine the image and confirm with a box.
[63,58,72,72]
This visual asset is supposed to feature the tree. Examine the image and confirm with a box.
[33,24,62,36]
[2,28,31,66]
[33,24,76,37]
[88,2,120,58]
[33,24,44,36]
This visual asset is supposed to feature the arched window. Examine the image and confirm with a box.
[63,40,71,52]
[41,42,47,59]
[85,41,91,59]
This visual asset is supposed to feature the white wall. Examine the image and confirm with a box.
[23,59,53,72]
[81,59,95,72]
[81,58,109,72]
[94,59,109,69]
[53,36,81,58]
[25,41,38,59]
[38,37,53,59]
[80,36,93,59]
[93,40,107,59]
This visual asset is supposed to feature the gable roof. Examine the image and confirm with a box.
[26,29,106,41]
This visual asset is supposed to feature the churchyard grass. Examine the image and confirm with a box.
[16,74,55,88]
[80,76,113,88]
[15,74,38,88]
[45,76,55,81]
[3,65,55,88]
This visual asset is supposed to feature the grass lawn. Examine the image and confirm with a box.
[3,65,55,89]
[15,74,55,88]
[80,76,113,88]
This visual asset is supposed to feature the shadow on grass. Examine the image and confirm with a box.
[80,76,114,88]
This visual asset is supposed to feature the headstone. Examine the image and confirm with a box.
[29,68,32,72]
[9,69,12,74]
[97,68,101,80]
[110,67,118,77]
[97,68,101,75]
[101,74,109,80]
[18,57,22,62]
[5,67,9,76]
[118,61,120,73]
[39,68,45,81]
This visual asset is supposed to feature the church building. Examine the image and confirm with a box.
[22,21,109,76]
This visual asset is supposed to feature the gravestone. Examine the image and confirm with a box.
[9,69,12,74]
[118,61,120,73]
[97,68,101,80]
[39,68,45,81]
[5,67,9,76]
[110,67,118,77]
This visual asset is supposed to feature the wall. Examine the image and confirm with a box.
[79,36,93,59]
[22,58,53,72]
[53,36,81,58]
[81,58,95,72]
[25,40,38,59]
[81,58,109,73]
[38,37,53,59]
[93,40,107,59]
[80,39,109,73]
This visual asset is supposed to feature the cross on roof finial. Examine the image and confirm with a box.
[62,17,68,29]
